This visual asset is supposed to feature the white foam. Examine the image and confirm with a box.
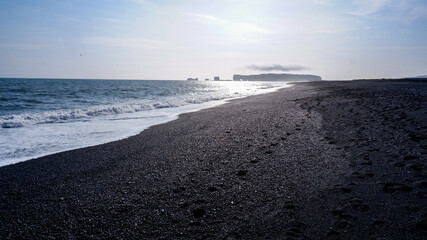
[1,83,281,128]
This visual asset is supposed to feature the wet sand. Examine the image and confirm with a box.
[0,80,426,239]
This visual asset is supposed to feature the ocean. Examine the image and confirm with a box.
[0,78,290,167]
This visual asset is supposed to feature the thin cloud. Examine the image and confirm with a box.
[394,0,427,23]
[100,18,120,22]
[349,0,391,16]
[246,64,308,72]
[189,13,226,24]
[348,0,427,23]
[130,0,154,5]
[316,26,373,34]
[189,13,271,34]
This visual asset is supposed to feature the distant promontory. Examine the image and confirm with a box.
[233,73,322,82]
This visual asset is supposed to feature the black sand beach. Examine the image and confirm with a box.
[0,80,426,239]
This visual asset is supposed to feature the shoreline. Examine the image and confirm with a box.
[0,98,229,168]
[0,82,291,168]
[0,80,426,239]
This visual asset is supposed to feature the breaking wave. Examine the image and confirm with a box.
[1,94,237,128]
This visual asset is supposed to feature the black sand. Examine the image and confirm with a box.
[0,80,426,239]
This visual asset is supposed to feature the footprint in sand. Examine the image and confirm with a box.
[236,170,247,177]
[325,230,340,238]
[191,208,206,218]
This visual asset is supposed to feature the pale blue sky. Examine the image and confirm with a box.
[0,0,426,80]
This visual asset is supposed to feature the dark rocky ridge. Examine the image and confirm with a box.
[233,73,322,81]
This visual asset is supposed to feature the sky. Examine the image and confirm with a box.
[0,0,426,80]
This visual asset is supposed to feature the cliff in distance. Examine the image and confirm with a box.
[233,73,322,82]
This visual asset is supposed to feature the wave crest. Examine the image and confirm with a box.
[0,95,231,128]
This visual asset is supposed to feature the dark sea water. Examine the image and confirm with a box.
[0,78,290,166]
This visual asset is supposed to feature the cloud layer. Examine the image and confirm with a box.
[349,0,391,16]
[246,64,308,72]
